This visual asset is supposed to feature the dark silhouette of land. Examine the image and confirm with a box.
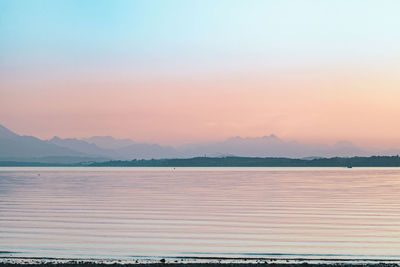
[1,155,400,167]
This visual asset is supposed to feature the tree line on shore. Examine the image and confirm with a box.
[5,156,400,167]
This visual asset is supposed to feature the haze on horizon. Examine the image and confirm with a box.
[1,0,400,149]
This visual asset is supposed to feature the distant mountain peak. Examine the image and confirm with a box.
[260,134,281,141]
[50,136,62,142]
[83,136,136,149]
[0,125,20,139]
[0,126,389,160]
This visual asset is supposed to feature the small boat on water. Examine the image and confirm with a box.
[346,163,353,168]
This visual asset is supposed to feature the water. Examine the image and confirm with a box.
[1,167,400,262]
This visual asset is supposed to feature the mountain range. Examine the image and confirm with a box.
[0,124,398,163]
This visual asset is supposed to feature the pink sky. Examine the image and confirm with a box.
[2,66,400,149]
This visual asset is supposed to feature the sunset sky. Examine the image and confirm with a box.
[1,0,400,148]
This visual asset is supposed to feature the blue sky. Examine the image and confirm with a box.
[2,0,400,72]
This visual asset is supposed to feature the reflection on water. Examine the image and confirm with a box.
[1,167,400,260]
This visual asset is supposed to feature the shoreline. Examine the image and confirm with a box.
[1,257,400,266]
[1,263,399,267]
[2,155,400,168]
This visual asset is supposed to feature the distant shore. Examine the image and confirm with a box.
[1,155,400,167]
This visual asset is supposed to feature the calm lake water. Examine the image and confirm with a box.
[1,167,400,261]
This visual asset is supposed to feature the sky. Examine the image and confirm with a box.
[1,0,400,148]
